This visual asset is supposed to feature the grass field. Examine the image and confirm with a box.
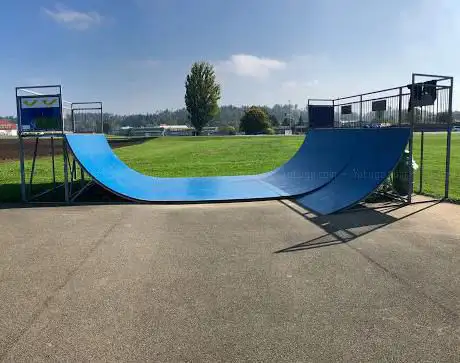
[0,133,459,203]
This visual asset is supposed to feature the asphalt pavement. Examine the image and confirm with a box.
[0,198,458,362]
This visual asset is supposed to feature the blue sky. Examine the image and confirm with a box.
[0,0,459,115]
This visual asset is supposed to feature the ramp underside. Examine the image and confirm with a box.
[65,129,360,202]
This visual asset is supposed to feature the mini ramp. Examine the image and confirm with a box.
[65,127,410,213]
[65,129,359,202]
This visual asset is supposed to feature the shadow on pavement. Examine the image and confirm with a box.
[275,199,441,253]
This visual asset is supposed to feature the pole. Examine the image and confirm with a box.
[16,93,27,202]
[100,105,103,134]
[359,95,363,127]
[445,77,454,199]
[407,74,415,204]
[332,100,335,127]
[398,87,402,125]
[29,137,39,196]
[18,137,26,202]
[51,136,56,188]
[63,139,69,203]
[419,131,424,193]
[71,108,75,133]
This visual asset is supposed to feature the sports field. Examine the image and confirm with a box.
[0,133,459,203]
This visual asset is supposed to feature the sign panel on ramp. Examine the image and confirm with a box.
[18,95,63,132]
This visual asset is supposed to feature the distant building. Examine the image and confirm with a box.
[160,124,194,136]
[114,124,194,137]
[201,126,219,135]
[0,119,17,136]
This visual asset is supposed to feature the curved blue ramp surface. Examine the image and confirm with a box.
[65,129,360,203]
[295,127,410,215]
[260,128,359,194]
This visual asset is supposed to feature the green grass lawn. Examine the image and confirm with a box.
[412,132,460,199]
[114,136,303,176]
[0,133,459,203]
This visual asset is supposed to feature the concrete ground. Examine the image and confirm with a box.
[0,197,458,362]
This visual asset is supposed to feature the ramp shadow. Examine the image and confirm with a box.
[275,200,440,253]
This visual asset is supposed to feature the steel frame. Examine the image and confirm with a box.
[15,85,103,204]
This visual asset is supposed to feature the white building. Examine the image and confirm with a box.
[0,119,17,136]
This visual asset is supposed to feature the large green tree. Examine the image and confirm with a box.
[239,106,271,134]
[184,61,221,135]
[269,114,279,127]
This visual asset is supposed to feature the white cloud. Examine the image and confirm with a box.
[213,54,335,107]
[43,4,103,30]
[215,54,286,79]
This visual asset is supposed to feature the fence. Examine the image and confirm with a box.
[71,102,103,133]
[309,74,453,131]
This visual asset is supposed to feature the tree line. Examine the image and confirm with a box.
[101,103,307,132]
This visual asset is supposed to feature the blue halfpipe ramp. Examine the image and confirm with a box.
[65,127,409,211]
[65,129,360,202]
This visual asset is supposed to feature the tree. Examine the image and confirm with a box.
[403,108,422,124]
[239,106,271,134]
[184,61,221,135]
[297,115,303,125]
[269,114,279,127]
[437,111,451,124]
[103,122,111,134]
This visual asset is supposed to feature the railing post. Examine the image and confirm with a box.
[407,74,415,204]
[332,100,335,127]
[445,77,454,199]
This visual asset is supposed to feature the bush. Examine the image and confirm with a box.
[218,125,236,135]
[239,106,271,135]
